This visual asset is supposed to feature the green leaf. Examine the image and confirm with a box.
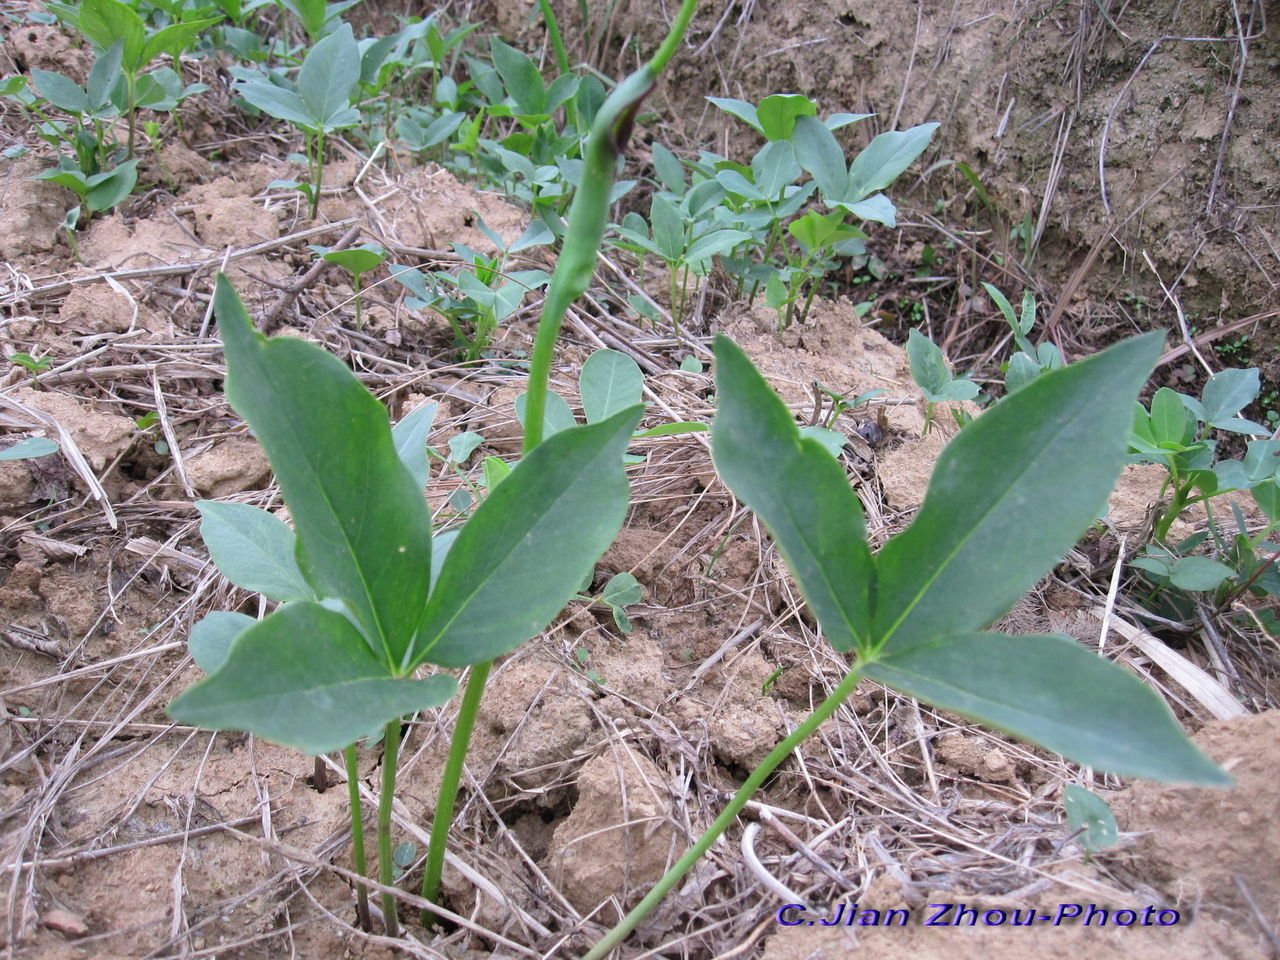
[84,160,137,212]
[712,336,874,652]
[873,332,1163,652]
[706,96,762,136]
[601,571,643,607]
[188,611,254,673]
[797,424,846,458]
[1005,352,1041,393]
[140,17,221,65]
[679,355,702,374]
[0,437,59,461]
[196,500,316,603]
[79,0,145,73]
[634,421,707,438]
[792,115,848,199]
[490,37,545,116]
[1168,556,1234,591]
[168,602,457,755]
[321,243,387,276]
[835,193,897,227]
[447,431,484,463]
[580,349,643,425]
[516,390,577,438]
[651,142,685,194]
[296,22,361,130]
[906,328,964,402]
[846,122,939,201]
[685,229,752,264]
[30,70,89,114]
[1149,387,1192,445]
[1201,367,1260,429]
[234,80,312,127]
[412,406,643,668]
[1063,784,1119,852]
[481,455,510,491]
[391,401,438,490]
[212,276,433,669]
[863,631,1227,783]
[650,193,685,263]
[751,140,801,200]
[756,93,816,141]
[1252,478,1280,521]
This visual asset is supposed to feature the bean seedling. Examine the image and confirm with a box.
[170,0,698,939]
[583,330,1228,958]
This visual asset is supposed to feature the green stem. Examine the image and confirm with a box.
[421,659,492,925]
[344,745,372,931]
[537,0,580,137]
[538,0,572,74]
[669,261,681,337]
[1154,480,1191,541]
[310,130,326,221]
[378,719,402,938]
[353,273,363,330]
[523,0,699,455]
[583,666,865,960]
[125,73,137,159]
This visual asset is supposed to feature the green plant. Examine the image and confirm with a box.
[169,0,698,939]
[1062,783,1119,856]
[46,0,220,156]
[982,282,1063,392]
[391,222,551,362]
[905,328,978,434]
[0,437,60,461]
[312,242,387,329]
[235,23,361,219]
[1129,367,1272,542]
[584,331,1227,958]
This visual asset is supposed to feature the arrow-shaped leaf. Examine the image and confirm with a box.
[874,332,1162,652]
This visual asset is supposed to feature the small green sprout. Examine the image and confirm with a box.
[905,327,979,434]
[313,243,388,329]
[1063,783,1119,856]
[236,24,362,219]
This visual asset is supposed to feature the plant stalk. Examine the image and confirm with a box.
[582,665,864,959]
[421,0,699,935]
[378,719,402,937]
[523,0,699,452]
[344,745,372,931]
[421,660,491,923]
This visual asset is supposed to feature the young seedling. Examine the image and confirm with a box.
[1062,784,1119,857]
[584,331,1227,958]
[905,327,979,433]
[312,243,387,330]
[235,23,362,219]
[981,281,1062,392]
[46,0,220,156]
[171,0,698,939]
